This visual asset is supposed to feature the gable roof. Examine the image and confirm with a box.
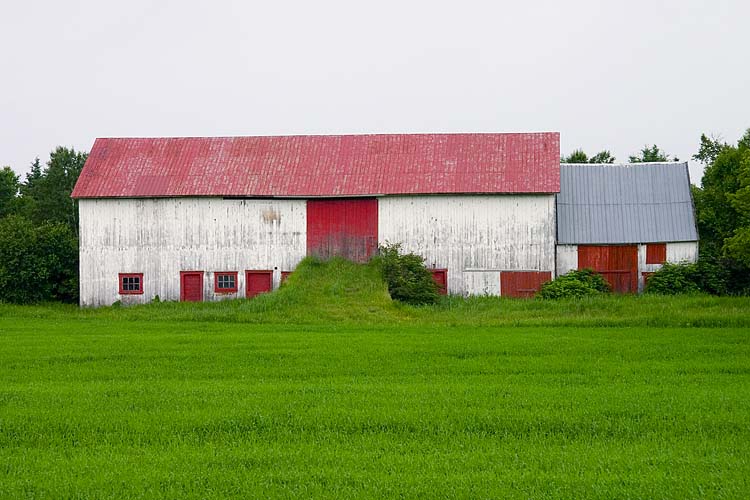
[557,162,698,244]
[71,133,560,198]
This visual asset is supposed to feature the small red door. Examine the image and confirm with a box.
[430,269,448,295]
[246,270,273,298]
[180,272,204,302]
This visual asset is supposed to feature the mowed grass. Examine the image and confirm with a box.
[1,259,749,499]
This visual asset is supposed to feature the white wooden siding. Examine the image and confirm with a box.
[378,195,556,295]
[79,198,307,306]
[667,241,699,264]
[555,245,578,276]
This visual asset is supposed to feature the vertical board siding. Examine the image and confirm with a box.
[667,241,699,263]
[79,198,307,307]
[306,198,378,262]
[500,271,552,298]
[379,195,556,295]
[555,245,578,276]
[578,245,638,293]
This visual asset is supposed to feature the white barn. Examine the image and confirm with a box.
[72,133,561,306]
[556,162,699,292]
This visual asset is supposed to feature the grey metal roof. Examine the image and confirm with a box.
[557,162,699,244]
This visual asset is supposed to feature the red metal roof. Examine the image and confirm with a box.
[71,133,560,198]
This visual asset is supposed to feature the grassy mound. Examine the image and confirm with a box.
[102,257,407,325]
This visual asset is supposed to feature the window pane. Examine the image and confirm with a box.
[217,274,235,289]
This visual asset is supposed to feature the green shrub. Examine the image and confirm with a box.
[0,215,79,304]
[645,262,701,295]
[376,243,439,305]
[537,269,611,299]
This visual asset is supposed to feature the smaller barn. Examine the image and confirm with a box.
[556,162,699,292]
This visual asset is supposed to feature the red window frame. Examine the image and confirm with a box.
[280,271,292,284]
[214,272,238,293]
[118,273,144,295]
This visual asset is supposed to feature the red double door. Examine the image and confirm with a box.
[578,245,638,293]
[306,199,378,262]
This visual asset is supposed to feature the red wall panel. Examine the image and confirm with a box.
[307,198,378,262]
[500,271,552,298]
[578,245,638,293]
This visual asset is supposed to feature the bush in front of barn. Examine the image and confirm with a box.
[537,269,611,299]
[644,262,702,295]
[0,215,78,304]
[376,243,439,305]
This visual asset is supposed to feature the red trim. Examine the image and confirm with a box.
[646,243,667,264]
[180,271,204,302]
[280,271,292,284]
[118,273,143,295]
[245,270,273,298]
[214,271,238,293]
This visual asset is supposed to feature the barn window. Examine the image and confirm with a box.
[646,243,667,264]
[214,272,238,293]
[119,273,143,294]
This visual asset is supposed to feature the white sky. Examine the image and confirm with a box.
[1,0,748,185]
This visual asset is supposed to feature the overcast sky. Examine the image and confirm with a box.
[2,0,748,184]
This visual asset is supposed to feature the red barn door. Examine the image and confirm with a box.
[500,271,552,298]
[430,269,448,295]
[307,198,378,262]
[180,272,204,302]
[578,245,638,293]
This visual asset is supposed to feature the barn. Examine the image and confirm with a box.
[555,162,699,292]
[71,133,560,306]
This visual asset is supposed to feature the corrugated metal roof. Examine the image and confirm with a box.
[557,162,698,244]
[71,133,560,198]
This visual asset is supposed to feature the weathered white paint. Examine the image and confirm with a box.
[378,195,556,296]
[555,245,578,276]
[667,241,699,264]
[79,198,307,306]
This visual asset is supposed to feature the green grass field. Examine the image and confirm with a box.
[1,259,749,499]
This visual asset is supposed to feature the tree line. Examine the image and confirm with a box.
[561,144,679,163]
[0,133,748,305]
[0,147,86,303]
